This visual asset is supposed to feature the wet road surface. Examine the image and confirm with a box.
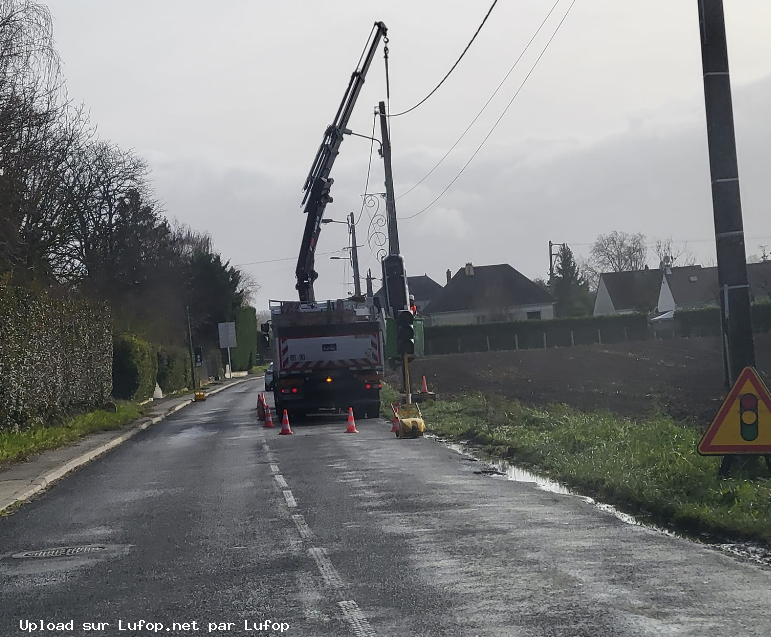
[2,380,771,636]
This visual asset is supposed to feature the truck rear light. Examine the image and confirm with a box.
[326,377,333,383]
[292,387,298,394]
[281,387,300,395]
[366,384,371,389]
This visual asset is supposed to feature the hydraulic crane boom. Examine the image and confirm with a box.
[295,21,387,303]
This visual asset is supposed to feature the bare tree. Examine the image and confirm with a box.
[63,141,151,289]
[652,236,696,268]
[168,220,213,259]
[238,270,260,305]
[0,0,70,282]
[588,231,648,273]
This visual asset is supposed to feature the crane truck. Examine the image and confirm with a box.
[268,22,388,421]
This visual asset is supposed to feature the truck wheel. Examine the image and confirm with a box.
[365,401,381,419]
[352,404,367,421]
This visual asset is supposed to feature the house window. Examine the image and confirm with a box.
[526,311,541,320]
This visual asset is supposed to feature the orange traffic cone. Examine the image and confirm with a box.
[257,393,266,421]
[345,407,358,434]
[264,405,275,428]
[421,376,429,393]
[390,414,400,433]
[279,409,293,435]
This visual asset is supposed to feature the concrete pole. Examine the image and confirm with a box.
[697,0,755,387]
[378,101,400,256]
[349,211,362,296]
[186,305,197,390]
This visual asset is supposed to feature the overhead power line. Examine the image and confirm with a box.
[234,249,345,268]
[389,0,499,118]
[397,0,564,201]
[354,113,378,227]
[400,0,577,221]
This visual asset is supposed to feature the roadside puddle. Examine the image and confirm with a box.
[434,436,771,569]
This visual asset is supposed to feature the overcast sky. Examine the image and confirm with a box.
[46,0,771,309]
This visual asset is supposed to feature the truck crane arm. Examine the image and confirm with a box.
[295,21,387,303]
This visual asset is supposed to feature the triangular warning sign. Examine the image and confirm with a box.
[699,366,771,455]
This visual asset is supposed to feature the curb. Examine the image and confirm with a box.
[0,378,254,515]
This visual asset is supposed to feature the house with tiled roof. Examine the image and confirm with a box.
[423,263,555,326]
[594,262,771,317]
[374,274,444,314]
[593,268,663,316]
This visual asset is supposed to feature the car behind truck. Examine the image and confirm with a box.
[270,299,383,421]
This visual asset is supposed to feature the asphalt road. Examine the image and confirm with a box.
[2,380,771,636]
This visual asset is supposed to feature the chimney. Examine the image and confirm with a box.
[446,269,452,285]
[464,262,474,276]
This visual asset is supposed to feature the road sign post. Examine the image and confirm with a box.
[218,322,237,379]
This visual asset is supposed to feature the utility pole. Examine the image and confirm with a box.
[366,269,374,297]
[186,305,197,390]
[379,101,399,256]
[349,211,362,296]
[697,0,755,389]
[548,241,565,295]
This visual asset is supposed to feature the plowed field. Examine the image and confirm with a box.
[388,334,771,426]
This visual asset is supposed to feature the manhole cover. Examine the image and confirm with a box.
[12,545,107,559]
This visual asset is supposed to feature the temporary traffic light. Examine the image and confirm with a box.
[194,347,203,367]
[382,255,409,316]
[740,392,759,441]
[396,309,415,355]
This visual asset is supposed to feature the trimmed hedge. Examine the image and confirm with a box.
[0,285,112,431]
[157,346,192,394]
[232,306,258,372]
[752,302,771,333]
[677,303,771,338]
[677,307,721,338]
[426,314,648,354]
[112,333,157,401]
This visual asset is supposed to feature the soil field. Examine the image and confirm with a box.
[388,334,771,427]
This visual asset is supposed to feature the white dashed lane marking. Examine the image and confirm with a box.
[338,600,377,637]
[283,490,297,508]
[278,447,378,635]
[291,514,313,540]
[308,547,345,591]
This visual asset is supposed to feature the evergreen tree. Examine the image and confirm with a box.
[553,244,594,317]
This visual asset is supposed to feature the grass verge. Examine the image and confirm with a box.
[0,402,143,465]
[390,387,771,546]
[250,364,270,376]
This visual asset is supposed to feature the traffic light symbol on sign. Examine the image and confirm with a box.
[396,309,415,355]
[740,393,759,441]
[698,366,771,455]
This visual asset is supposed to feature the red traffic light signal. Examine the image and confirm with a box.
[739,392,759,441]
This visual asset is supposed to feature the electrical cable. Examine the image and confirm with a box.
[389,0,499,118]
[355,113,378,227]
[400,0,577,221]
[234,249,346,268]
[396,0,564,201]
